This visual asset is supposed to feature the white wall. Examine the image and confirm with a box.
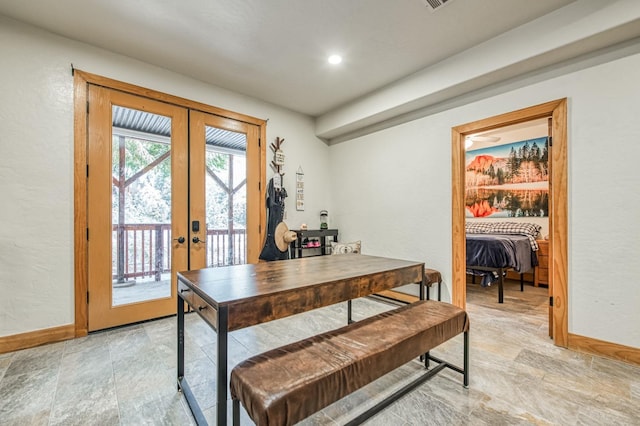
[2,15,638,351]
[0,16,330,337]
[329,45,640,349]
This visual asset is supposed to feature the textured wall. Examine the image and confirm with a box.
[329,46,640,348]
[2,14,639,349]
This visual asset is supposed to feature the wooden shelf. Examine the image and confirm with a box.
[534,239,549,287]
[505,270,534,282]
[289,229,338,259]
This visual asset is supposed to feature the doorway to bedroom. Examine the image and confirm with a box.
[451,99,568,347]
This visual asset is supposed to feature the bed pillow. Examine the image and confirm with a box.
[465,222,493,234]
[331,240,361,255]
[466,221,542,250]
[466,221,541,237]
[490,222,542,238]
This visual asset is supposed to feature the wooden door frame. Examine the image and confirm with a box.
[451,99,568,347]
[73,70,266,337]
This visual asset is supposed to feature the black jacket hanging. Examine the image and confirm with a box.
[259,178,290,261]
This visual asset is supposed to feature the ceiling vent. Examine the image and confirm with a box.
[422,0,455,12]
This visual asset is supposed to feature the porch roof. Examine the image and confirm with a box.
[112,105,246,152]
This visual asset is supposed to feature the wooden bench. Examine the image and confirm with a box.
[423,267,443,301]
[230,300,469,426]
[376,266,442,304]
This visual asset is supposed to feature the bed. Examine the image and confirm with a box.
[466,222,541,303]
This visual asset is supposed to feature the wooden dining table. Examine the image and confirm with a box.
[176,254,425,425]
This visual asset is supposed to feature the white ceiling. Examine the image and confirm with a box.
[470,118,549,151]
[0,0,577,117]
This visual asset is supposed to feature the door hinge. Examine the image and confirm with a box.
[548,136,553,147]
[86,164,89,177]
[549,296,553,307]
[259,224,261,234]
[86,228,89,240]
[87,291,89,304]
[258,182,261,190]
[86,101,89,114]
[258,137,261,147]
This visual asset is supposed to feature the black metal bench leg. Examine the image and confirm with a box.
[463,330,469,388]
[424,281,442,301]
[233,399,240,426]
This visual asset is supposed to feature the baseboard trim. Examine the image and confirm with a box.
[568,333,640,366]
[5,320,635,369]
[0,324,76,354]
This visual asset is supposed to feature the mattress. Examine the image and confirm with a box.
[466,233,538,286]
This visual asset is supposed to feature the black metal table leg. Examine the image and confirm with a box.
[177,291,184,389]
[177,285,208,425]
[420,272,427,363]
[463,330,470,388]
[217,306,229,426]
[232,399,240,426]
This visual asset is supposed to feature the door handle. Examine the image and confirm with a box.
[173,236,185,244]
[192,236,204,244]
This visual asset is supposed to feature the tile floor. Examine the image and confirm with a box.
[1,280,639,425]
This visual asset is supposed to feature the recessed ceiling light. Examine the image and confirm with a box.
[328,54,342,65]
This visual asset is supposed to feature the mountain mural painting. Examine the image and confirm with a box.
[465,137,549,218]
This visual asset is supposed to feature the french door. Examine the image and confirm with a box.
[188,111,261,271]
[86,86,261,331]
[87,87,188,330]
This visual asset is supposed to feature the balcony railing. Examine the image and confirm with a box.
[112,224,247,282]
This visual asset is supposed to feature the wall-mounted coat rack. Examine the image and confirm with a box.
[270,137,285,190]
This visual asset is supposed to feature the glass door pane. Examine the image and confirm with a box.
[111,105,173,306]
[188,110,260,272]
[204,127,247,267]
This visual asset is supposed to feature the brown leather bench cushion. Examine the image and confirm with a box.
[424,268,442,285]
[230,300,469,426]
